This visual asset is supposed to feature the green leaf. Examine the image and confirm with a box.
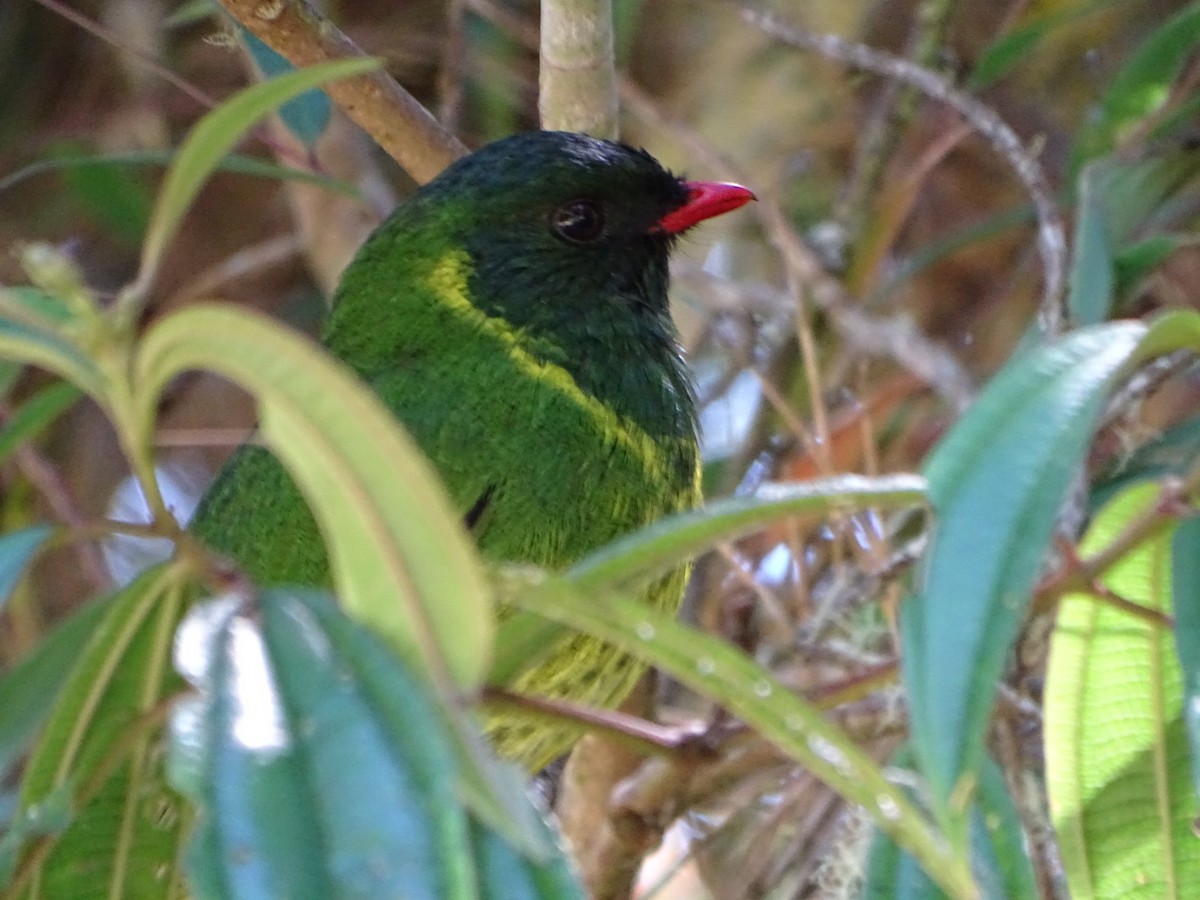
[1068,152,1200,325]
[59,154,152,245]
[1045,482,1200,898]
[133,305,546,856]
[1075,3,1200,163]
[8,566,188,899]
[1113,235,1190,299]
[0,526,52,613]
[492,474,927,687]
[0,290,103,399]
[237,29,332,146]
[573,474,926,589]
[1173,517,1200,808]
[902,316,1200,826]
[0,382,82,465]
[864,748,1037,899]
[968,23,1046,90]
[505,577,977,899]
[172,589,581,900]
[1068,163,1116,326]
[128,56,380,303]
[136,303,491,691]
[0,595,115,780]
[967,0,1133,90]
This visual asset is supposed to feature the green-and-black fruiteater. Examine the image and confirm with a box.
[191,130,754,770]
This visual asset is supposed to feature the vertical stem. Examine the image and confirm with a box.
[539,0,618,137]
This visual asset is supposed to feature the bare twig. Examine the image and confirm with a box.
[167,234,301,305]
[740,3,1068,337]
[33,0,216,111]
[216,0,467,183]
[619,77,976,412]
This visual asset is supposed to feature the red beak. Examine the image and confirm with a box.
[657,181,756,234]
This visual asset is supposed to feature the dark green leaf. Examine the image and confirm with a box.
[905,321,1148,820]
[10,566,188,899]
[60,156,152,244]
[173,589,581,900]
[0,151,357,201]
[864,749,1037,899]
[0,594,115,779]
[1173,516,1200,804]
[969,24,1046,90]
[1075,3,1200,163]
[1114,234,1190,298]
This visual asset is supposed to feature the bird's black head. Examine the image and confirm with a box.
[413,132,700,336]
[330,130,752,438]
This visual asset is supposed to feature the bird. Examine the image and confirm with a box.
[190,130,754,770]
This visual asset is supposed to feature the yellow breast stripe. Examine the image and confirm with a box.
[423,250,675,483]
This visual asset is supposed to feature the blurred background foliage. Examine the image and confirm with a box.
[0,0,1197,896]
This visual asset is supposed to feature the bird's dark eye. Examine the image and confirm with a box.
[551,200,605,244]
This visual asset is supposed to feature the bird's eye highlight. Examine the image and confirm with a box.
[551,200,605,244]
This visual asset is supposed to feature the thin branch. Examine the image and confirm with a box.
[740,3,1068,337]
[837,0,961,247]
[33,0,216,111]
[216,0,467,183]
[619,77,976,412]
[539,0,618,137]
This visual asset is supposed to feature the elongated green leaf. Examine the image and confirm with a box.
[1075,3,1200,163]
[902,315,1200,826]
[60,156,152,244]
[968,23,1046,90]
[1092,415,1200,511]
[967,0,1125,90]
[172,589,580,900]
[505,577,977,899]
[0,595,115,780]
[492,474,927,687]
[136,303,491,690]
[132,305,544,855]
[0,291,103,398]
[1046,483,1200,898]
[572,474,926,589]
[9,566,188,899]
[864,748,1037,900]
[1172,517,1200,807]
[1114,235,1190,299]
[1068,163,1116,326]
[0,382,82,465]
[129,57,379,302]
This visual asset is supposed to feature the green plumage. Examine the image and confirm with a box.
[192,131,743,770]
